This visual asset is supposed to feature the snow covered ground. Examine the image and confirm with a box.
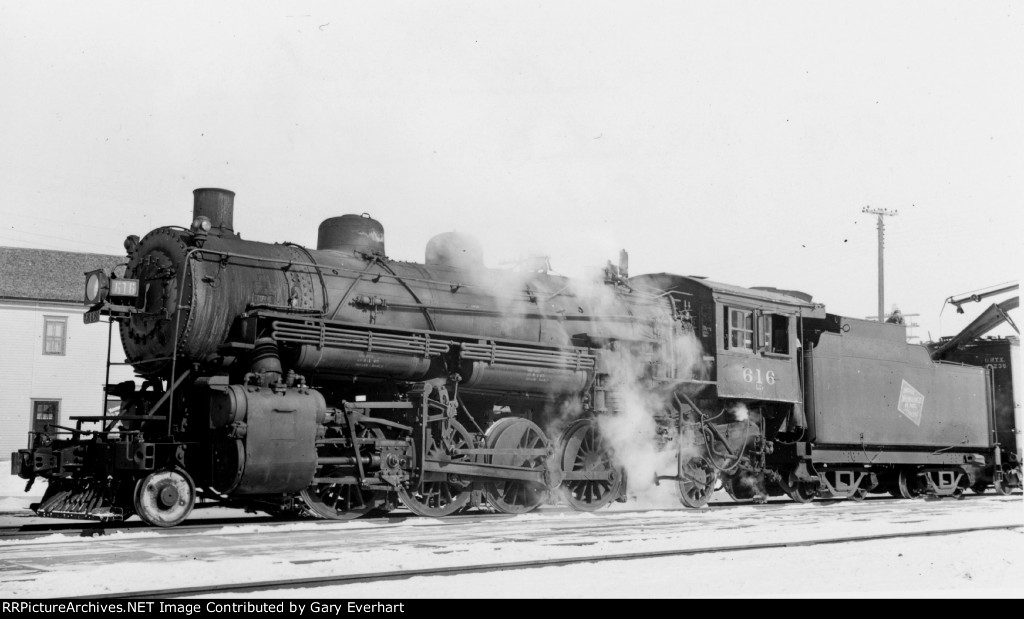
[1,469,1021,599]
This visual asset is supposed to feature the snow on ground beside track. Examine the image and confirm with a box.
[2,462,1022,598]
[4,512,1022,598]
[1,497,1021,598]
[0,497,33,512]
[249,529,1024,599]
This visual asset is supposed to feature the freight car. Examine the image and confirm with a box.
[930,336,1021,493]
[11,189,1020,526]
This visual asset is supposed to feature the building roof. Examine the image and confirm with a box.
[0,246,124,304]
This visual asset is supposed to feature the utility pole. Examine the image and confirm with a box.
[862,206,898,322]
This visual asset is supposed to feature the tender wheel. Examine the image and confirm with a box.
[301,426,389,520]
[397,420,473,517]
[849,488,867,501]
[677,457,718,508]
[971,481,988,495]
[778,473,816,504]
[483,418,551,514]
[897,468,925,499]
[134,468,196,527]
[558,418,624,511]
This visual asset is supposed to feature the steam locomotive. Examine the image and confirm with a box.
[11,189,1021,526]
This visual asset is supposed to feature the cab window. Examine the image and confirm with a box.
[725,307,754,352]
[759,313,790,355]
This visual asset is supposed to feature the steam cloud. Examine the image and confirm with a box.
[542,271,710,507]
[441,233,712,509]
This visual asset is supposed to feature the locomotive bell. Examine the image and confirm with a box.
[317,213,386,256]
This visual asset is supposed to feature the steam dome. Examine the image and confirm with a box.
[425,232,484,270]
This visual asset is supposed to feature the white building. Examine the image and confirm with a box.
[0,247,136,459]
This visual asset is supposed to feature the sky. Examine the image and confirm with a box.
[0,1,1020,342]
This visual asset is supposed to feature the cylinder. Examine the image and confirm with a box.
[193,188,235,236]
[317,214,385,256]
[207,384,326,495]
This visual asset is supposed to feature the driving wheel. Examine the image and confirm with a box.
[397,420,474,517]
[482,418,551,514]
[301,426,390,520]
[558,418,624,511]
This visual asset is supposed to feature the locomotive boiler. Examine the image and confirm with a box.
[14,188,694,525]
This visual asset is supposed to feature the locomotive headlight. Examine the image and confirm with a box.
[190,216,212,234]
[190,216,212,248]
[84,270,109,304]
[84,271,139,304]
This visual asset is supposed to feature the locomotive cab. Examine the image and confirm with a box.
[630,273,826,503]
[630,273,823,431]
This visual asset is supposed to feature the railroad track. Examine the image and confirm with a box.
[0,509,520,542]
[0,515,281,540]
[65,522,1023,599]
[2,492,1014,541]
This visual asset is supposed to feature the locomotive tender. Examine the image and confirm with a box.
[11,189,1020,526]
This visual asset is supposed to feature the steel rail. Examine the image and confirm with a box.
[65,522,1023,600]
[0,507,529,542]
[0,516,289,541]
[4,491,1018,542]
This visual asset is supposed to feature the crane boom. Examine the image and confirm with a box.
[945,283,1019,314]
[931,296,1019,360]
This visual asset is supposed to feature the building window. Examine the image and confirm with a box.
[726,307,754,352]
[43,316,67,355]
[31,399,60,435]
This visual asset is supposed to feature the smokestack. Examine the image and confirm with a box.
[193,188,235,236]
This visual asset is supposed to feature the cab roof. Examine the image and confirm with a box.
[631,272,826,313]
